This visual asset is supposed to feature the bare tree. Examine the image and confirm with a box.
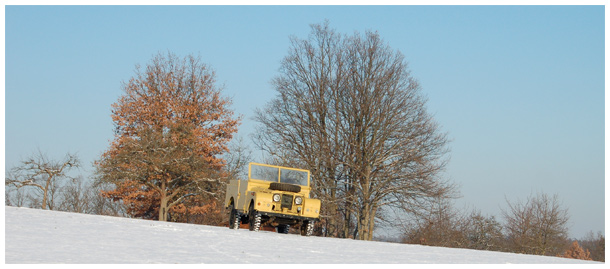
[254,21,453,240]
[224,136,254,181]
[401,197,505,252]
[89,181,127,217]
[254,22,352,238]
[5,181,28,207]
[58,176,95,214]
[462,210,504,251]
[502,192,569,256]
[580,231,605,262]
[5,151,80,210]
[401,196,467,247]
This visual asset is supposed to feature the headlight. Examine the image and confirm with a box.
[273,194,281,202]
[295,196,303,205]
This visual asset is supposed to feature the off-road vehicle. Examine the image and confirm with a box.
[224,163,320,236]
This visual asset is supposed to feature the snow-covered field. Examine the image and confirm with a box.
[4,206,600,264]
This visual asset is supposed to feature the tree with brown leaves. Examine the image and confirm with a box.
[580,231,604,262]
[95,52,240,222]
[559,241,592,261]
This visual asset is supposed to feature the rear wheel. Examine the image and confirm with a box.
[248,203,261,232]
[228,203,240,229]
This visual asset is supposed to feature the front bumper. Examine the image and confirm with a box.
[259,211,319,222]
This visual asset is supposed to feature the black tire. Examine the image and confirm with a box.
[300,221,314,236]
[228,203,240,230]
[277,224,290,234]
[269,182,301,193]
[248,203,261,232]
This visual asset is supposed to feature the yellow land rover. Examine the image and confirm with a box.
[224,163,320,236]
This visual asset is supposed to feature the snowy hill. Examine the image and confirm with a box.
[4,206,599,264]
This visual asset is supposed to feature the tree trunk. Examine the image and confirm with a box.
[42,176,53,210]
[159,180,168,222]
[327,188,338,237]
[159,197,168,222]
[358,202,371,240]
[41,192,48,210]
[368,206,377,241]
[343,210,351,238]
[343,172,356,238]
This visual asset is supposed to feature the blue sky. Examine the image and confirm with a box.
[4,5,605,239]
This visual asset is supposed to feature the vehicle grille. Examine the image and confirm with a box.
[281,194,293,210]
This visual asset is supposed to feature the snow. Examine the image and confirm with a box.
[4,206,600,264]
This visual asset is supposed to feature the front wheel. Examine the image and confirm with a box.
[301,221,314,236]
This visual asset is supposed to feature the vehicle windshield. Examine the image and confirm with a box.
[249,163,309,186]
[280,169,308,186]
